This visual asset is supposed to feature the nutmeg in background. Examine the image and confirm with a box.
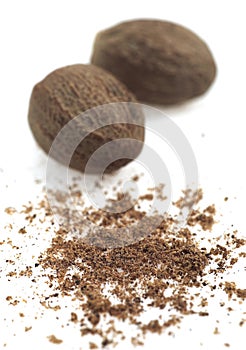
[91,19,216,105]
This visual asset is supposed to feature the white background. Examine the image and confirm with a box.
[0,1,246,349]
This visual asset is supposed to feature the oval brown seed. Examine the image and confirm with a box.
[91,19,216,105]
[28,64,145,173]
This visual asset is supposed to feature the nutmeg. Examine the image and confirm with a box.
[28,64,144,173]
[91,19,216,105]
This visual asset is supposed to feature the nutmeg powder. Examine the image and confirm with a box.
[2,181,246,348]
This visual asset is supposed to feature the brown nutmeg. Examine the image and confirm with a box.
[91,19,216,105]
[28,64,145,173]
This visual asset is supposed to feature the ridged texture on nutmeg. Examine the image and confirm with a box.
[28,64,145,173]
[91,19,216,105]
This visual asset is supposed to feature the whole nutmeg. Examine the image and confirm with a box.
[91,19,216,105]
[28,64,145,173]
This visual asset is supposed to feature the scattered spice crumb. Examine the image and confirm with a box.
[214,327,220,334]
[18,227,27,234]
[138,194,153,201]
[47,335,63,344]
[25,326,32,332]
[239,319,246,327]
[131,337,144,346]
[71,312,78,323]
[174,188,203,209]
[4,207,16,215]
[224,282,246,300]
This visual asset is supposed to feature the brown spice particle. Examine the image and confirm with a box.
[224,282,246,300]
[101,338,113,347]
[229,257,238,265]
[187,209,215,231]
[214,327,220,334]
[25,326,32,332]
[138,194,153,201]
[71,312,78,323]
[198,312,209,317]
[47,335,63,344]
[131,337,144,346]
[18,227,27,234]
[142,320,163,334]
[239,319,246,327]
[174,188,203,209]
[9,299,19,306]
[40,301,61,311]
[132,175,139,182]
[4,207,16,215]
[19,266,33,277]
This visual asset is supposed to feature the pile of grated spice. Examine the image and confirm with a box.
[1,181,246,348]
